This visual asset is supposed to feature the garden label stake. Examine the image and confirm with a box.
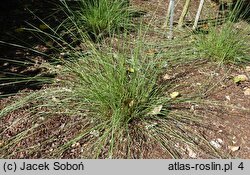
[166,0,247,36]
[193,0,205,30]
[164,0,173,28]
[177,0,206,29]
[168,0,175,39]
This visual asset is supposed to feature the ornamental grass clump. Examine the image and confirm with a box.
[195,22,250,64]
[59,0,134,41]
[195,0,250,64]
[0,33,219,158]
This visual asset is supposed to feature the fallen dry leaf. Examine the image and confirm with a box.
[233,75,248,83]
[228,146,240,152]
[127,67,135,73]
[244,88,250,96]
[163,73,171,80]
[170,92,180,99]
[128,100,134,107]
[246,66,250,72]
[147,105,163,115]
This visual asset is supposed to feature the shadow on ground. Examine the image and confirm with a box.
[0,0,62,97]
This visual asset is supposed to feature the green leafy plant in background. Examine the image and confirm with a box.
[228,0,250,23]
[195,0,250,64]
[59,0,134,41]
[195,22,250,64]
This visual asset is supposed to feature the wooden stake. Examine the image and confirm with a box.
[178,0,191,28]
[168,0,175,39]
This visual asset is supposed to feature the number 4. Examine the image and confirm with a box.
[238,162,244,170]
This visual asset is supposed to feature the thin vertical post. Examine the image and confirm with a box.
[193,0,205,30]
[178,0,191,28]
[164,1,172,28]
[168,0,175,39]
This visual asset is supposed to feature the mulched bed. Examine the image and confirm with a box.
[0,0,249,158]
